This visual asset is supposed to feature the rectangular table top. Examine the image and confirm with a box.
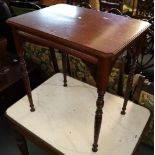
[7,4,150,58]
[6,73,150,155]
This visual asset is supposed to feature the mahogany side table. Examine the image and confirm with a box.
[7,4,150,152]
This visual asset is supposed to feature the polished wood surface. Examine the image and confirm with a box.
[7,4,150,57]
[7,4,150,152]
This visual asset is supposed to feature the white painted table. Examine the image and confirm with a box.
[6,73,150,155]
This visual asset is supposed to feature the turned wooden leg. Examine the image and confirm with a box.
[19,53,35,112]
[49,48,59,73]
[92,58,114,152]
[66,54,71,76]
[11,27,34,112]
[62,53,67,87]
[121,55,137,115]
[14,132,29,155]
[92,89,105,152]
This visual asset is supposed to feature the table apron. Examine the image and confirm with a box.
[17,31,98,64]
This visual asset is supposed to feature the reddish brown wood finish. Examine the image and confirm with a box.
[11,27,35,112]
[121,36,145,115]
[49,48,60,73]
[62,52,67,87]
[7,4,150,57]
[7,4,150,152]
[121,47,138,115]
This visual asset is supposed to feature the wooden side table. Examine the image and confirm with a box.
[7,4,150,152]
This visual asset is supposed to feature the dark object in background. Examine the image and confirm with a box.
[0,37,7,58]
[0,0,17,54]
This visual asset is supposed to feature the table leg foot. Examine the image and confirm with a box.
[92,144,98,152]
[30,107,35,112]
[121,110,126,115]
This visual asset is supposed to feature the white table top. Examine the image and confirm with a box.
[6,73,150,155]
